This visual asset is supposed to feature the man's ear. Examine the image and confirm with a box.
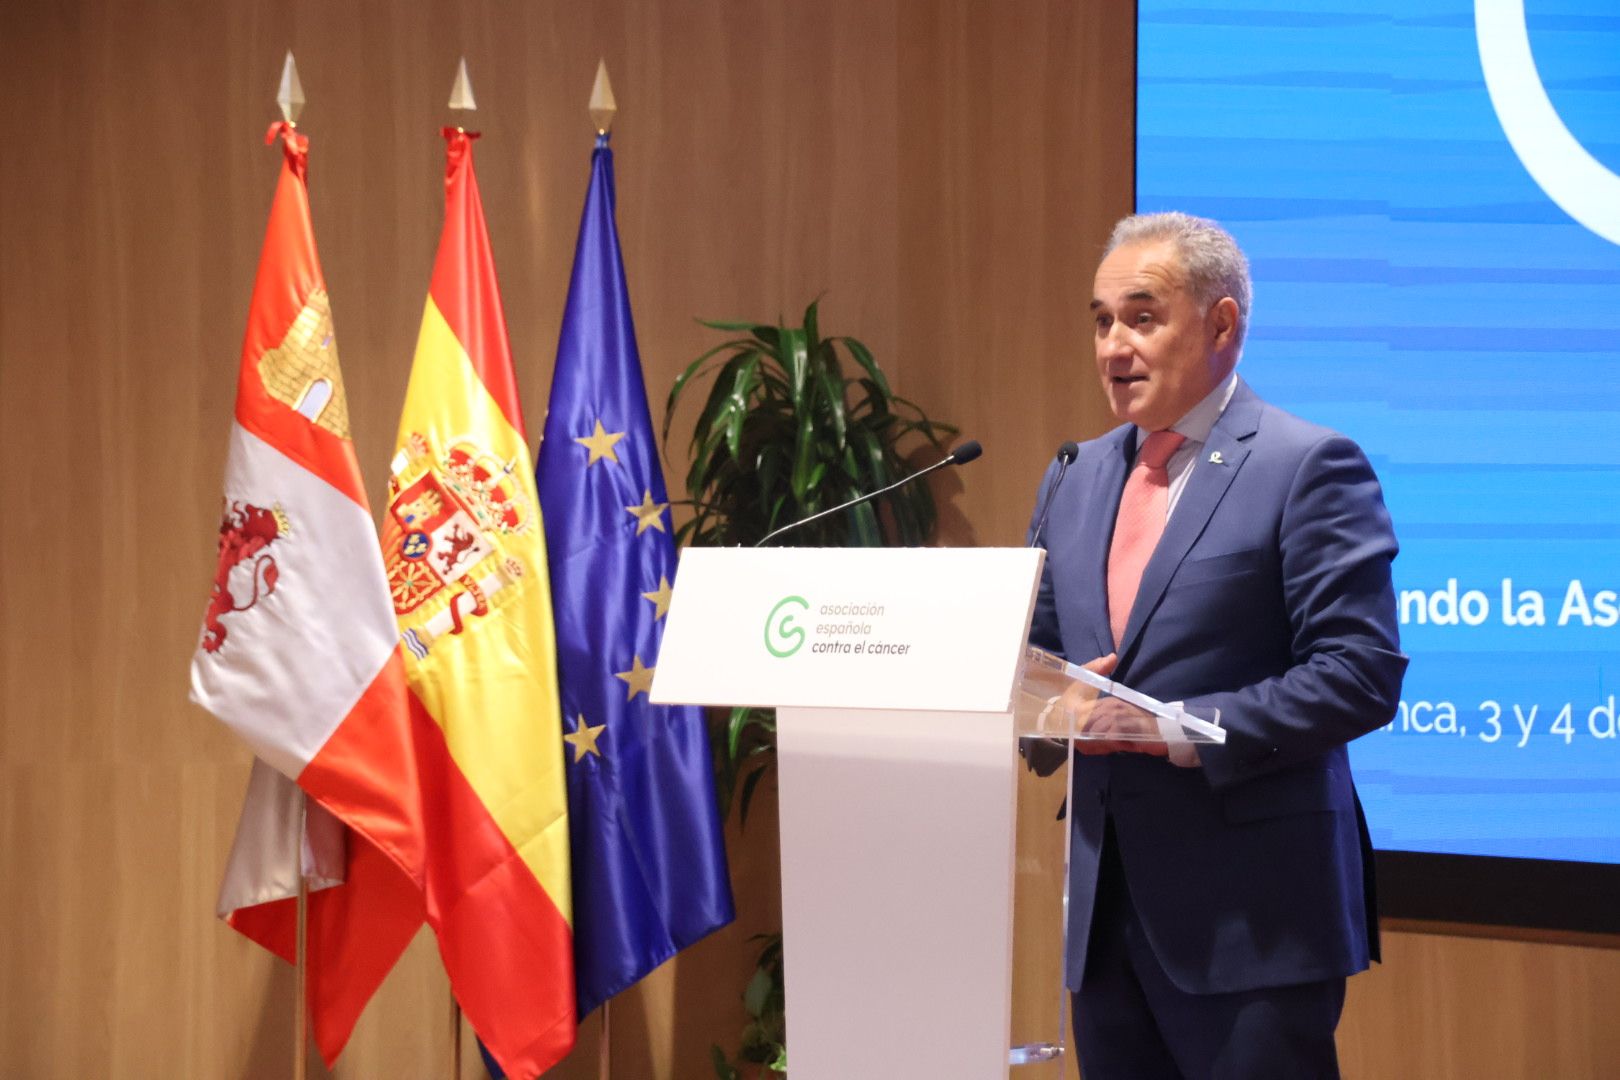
[1211,297,1240,351]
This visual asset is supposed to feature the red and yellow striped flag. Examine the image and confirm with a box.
[379,128,575,1078]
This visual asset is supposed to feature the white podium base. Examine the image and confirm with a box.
[777,706,1018,1080]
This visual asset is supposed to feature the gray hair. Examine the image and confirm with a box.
[1106,212,1252,351]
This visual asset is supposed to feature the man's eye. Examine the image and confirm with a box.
[1095,315,1112,331]
[1135,312,1155,325]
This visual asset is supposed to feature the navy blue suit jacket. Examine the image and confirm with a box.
[1027,379,1406,995]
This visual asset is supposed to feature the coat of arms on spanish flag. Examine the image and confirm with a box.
[384,127,576,1079]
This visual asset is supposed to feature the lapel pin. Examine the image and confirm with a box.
[1209,450,1224,465]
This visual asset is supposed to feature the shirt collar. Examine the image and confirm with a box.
[1135,370,1239,449]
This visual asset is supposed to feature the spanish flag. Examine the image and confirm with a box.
[380,128,576,1078]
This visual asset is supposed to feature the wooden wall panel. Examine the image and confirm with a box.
[1339,929,1620,1080]
[3,2,1617,1079]
[896,0,1135,547]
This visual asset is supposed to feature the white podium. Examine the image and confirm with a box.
[653,547,1049,1080]
[653,547,1225,1079]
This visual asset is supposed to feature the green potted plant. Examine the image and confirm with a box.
[666,298,955,550]
[664,298,957,1078]
[664,297,958,825]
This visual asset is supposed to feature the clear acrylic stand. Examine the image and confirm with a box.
[1018,645,1226,746]
[1007,646,1223,1070]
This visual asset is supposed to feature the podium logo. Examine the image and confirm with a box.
[765,595,810,657]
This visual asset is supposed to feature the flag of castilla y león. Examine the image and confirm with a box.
[190,122,428,1066]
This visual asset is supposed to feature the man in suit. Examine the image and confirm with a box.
[1026,212,1407,1079]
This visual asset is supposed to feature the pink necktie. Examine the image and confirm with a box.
[1107,430,1187,647]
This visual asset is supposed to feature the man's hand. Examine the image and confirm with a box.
[1062,654,1170,757]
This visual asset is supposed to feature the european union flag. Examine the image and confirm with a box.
[535,132,736,1020]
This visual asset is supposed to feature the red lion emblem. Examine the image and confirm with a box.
[201,501,287,653]
[436,521,479,575]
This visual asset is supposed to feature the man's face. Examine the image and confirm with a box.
[1091,239,1238,432]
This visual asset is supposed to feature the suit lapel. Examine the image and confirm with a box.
[1081,428,1134,660]
[1116,381,1263,664]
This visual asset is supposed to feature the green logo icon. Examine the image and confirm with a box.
[765,595,810,658]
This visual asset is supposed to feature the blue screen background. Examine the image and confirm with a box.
[1137,0,1620,861]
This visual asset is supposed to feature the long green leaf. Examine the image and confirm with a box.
[689,424,732,497]
[781,326,809,403]
[757,449,785,522]
[666,337,757,436]
[838,336,892,397]
[693,354,753,455]
[846,425,883,488]
[859,420,887,470]
[814,364,848,450]
[766,491,789,534]
[850,500,882,547]
[697,318,778,342]
[891,394,959,444]
[726,706,752,762]
[725,353,764,461]
[803,297,822,356]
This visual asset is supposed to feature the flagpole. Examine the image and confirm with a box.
[277,58,310,1080]
[449,997,463,1079]
[443,57,475,1080]
[294,792,309,1080]
[584,64,621,1080]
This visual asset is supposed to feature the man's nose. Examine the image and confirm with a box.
[1097,323,1129,360]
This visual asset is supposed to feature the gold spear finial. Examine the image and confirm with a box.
[448,56,478,113]
[276,51,306,125]
[589,60,617,135]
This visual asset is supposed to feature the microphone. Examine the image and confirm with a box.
[754,440,983,547]
[1028,441,1079,548]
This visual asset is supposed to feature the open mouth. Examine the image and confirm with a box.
[1111,375,1148,385]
